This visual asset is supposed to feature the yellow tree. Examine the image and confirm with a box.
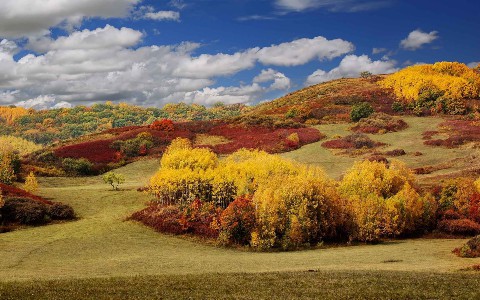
[24,171,39,193]
[0,155,15,185]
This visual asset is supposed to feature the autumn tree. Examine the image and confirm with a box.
[24,172,39,193]
[339,160,435,242]
[0,154,16,185]
[103,172,125,190]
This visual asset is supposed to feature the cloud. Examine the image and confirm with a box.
[134,6,181,21]
[274,0,391,13]
[183,69,291,106]
[400,29,439,50]
[253,69,291,90]
[305,54,397,85]
[27,25,143,52]
[144,11,180,21]
[15,95,72,110]
[372,47,387,54]
[169,0,187,10]
[184,84,263,106]
[256,36,354,66]
[237,15,277,21]
[0,0,140,38]
[467,62,479,68]
[0,39,19,56]
[0,27,352,107]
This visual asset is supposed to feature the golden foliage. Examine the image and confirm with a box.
[0,106,28,125]
[252,169,347,250]
[0,154,15,185]
[0,135,42,155]
[339,160,433,241]
[380,62,480,102]
[24,171,39,193]
[475,177,480,193]
[148,138,437,247]
[439,178,478,214]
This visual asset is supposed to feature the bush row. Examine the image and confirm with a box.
[132,138,480,250]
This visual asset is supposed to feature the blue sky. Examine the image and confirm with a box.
[0,0,478,109]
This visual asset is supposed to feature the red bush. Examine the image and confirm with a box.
[180,199,221,238]
[207,123,323,154]
[469,193,480,223]
[0,183,51,205]
[130,200,222,239]
[220,196,256,245]
[424,120,480,148]
[150,119,174,132]
[437,219,480,236]
[130,205,184,235]
[322,139,355,149]
[54,139,118,164]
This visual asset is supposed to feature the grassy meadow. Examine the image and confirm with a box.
[1,115,480,298]
[282,116,479,180]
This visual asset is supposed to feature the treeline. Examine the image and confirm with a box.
[0,102,249,144]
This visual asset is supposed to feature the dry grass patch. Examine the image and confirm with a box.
[194,134,231,146]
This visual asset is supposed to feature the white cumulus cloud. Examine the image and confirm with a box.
[400,29,439,50]
[0,26,354,108]
[0,0,140,38]
[305,54,397,85]
[254,69,291,90]
[256,36,354,66]
[27,25,143,52]
[145,11,180,21]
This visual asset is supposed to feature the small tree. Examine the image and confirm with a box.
[0,155,15,185]
[24,172,39,193]
[350,102,374,122]
[360,71,373,78]
[103,171,125,190]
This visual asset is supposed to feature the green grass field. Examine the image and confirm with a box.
[1,116,480,298]
[282,116,479,180]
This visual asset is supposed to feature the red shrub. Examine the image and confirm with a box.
[322,139,355,149]
[437,219,480,236]
[469,193,480,223]
[220,196,256,245]
[422,131,439,140]
[180,199,221,238]
[384,149,406,156]
[321,133,383,150]
[0,182,51,205]
[150,119,174,132]
[355,126,381,134]
[54,139,118,163]
[130,205,184,235]
[207,123,323,154]
[442,209,462,220]
[424,120,480,148]
[130,200,222,239]
[453,235,480,258]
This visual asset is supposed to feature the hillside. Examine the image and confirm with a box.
[247,76,396,122]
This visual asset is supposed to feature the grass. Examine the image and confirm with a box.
[1,271,480,299]
[1,130,480,297]
[194,134,231,146]
[282,116,479,180]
